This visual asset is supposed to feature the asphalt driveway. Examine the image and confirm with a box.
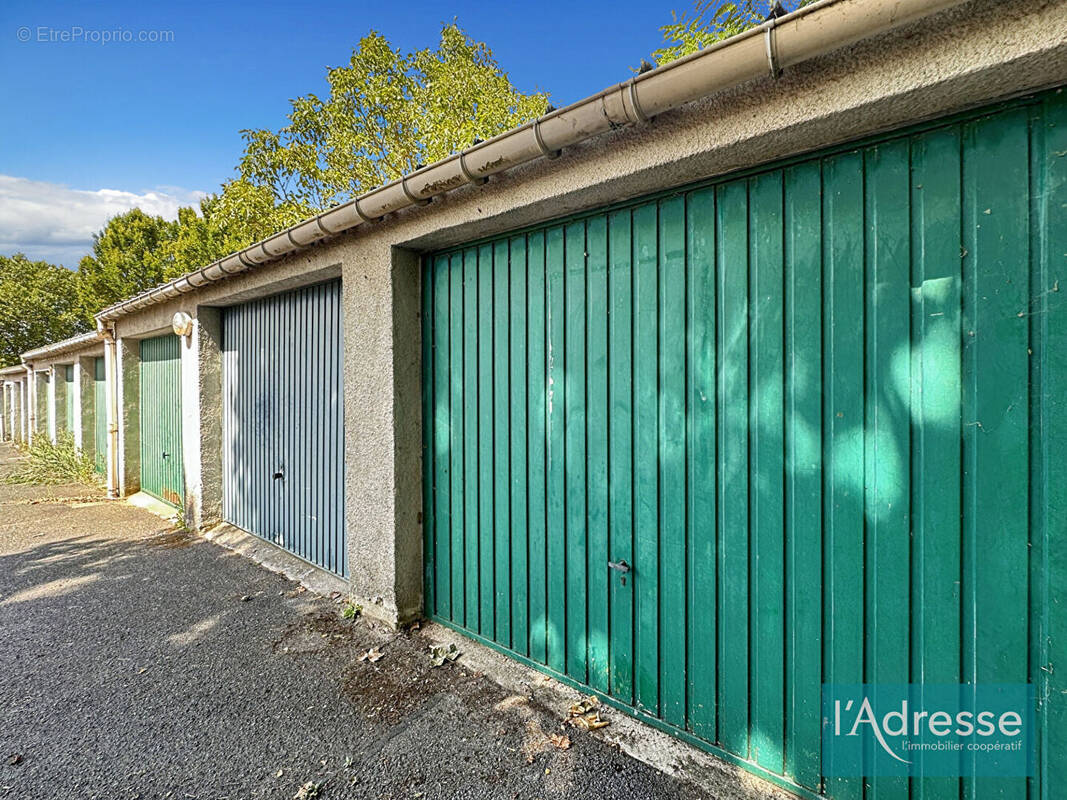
[0,443,706,800]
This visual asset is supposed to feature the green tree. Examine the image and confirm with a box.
[76,208,179,317]
[654,0,813,65]
[0,254,89,367]
[161,189,287,279]
[232,22,549,221]
[70,22,549,314]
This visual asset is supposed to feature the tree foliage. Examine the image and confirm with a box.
[654,0,813,65]
[234,23,549,217]
[51,21,550,326]
[0,254,89,367]
[159,189,287,282]
[75,208,179,316]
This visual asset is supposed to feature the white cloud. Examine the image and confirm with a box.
[0,175,209,268]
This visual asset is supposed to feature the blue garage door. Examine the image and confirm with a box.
[221,280,346,576]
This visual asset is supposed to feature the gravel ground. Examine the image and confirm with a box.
[0,442,706,800]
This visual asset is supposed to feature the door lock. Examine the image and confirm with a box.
[608,559,631,586]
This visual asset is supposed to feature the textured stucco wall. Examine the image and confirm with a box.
[46,369,57,441]
[103,341,118,496]
[33,371,48,437]
[22,345,106,451]
[77,357,97,459]
[53,366,68,438]
[178,327,200,525]
[117,338,140,496]
[192,309,224,529]
[6,382,15,442]
[95,0,1065,623]
[17,382,24,443]
[12,380,24,443]
[71,362,82,447]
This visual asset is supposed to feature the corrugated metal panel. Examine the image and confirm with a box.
[35,372,48,434]
[93,357,106,475]
[221,280,346,576]
[63,365,74,433]
[139,335,183,507]
[423,90,1067,798]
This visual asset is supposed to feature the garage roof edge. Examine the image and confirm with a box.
[21,330,103,364]
[94,0,966,325]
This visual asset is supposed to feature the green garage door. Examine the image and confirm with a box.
[63,365,74,433]
[422,91,1066,798]
[140,335,183,507]
[34,372,48,435]
[93,357,107,476]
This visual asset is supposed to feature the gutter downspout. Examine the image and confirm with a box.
[94,0,968,323]
[101,325,120,499]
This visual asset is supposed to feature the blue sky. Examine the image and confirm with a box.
[0,0,681,266]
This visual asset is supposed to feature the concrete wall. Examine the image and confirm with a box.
[103,339,119,497]
[116,337,141,497]
[97,0,1067,624]
[53,366,68,439]
[33,371,48,439]
[0,382,7,441]
[7,382,16,442]
[192,309,224,530]
[172,312,224,531]
[102,319,223,527]
[15,379,25,443]
[22,345,106,453]
[77,357,96,459]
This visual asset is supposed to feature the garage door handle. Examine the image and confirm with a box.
[608,559,631,586]
[273,470,284,480]
[161,451,169,459]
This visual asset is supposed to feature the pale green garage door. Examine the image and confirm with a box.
[422,91,1066,798]
[93,357,107,476]
[140,334,183,507]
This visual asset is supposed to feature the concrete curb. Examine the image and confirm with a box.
[422,622,802,800]
[202,521,351,598]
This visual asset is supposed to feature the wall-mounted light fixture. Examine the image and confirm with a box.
[171,311,194,338]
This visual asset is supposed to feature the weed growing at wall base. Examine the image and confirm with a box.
[5,432,100,486]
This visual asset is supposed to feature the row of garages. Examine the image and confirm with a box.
[2,335,107,476]
[1,288,345,572]
[1,1,1064,796]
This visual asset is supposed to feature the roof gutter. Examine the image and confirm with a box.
[95,0,967,324]
[21,330,103,363]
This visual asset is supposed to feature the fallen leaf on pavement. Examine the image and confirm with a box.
[566,695,610,730]
[549,733,571,750]
[568,710,610,730]
[429,642,460,667]
[567,695,599,717]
